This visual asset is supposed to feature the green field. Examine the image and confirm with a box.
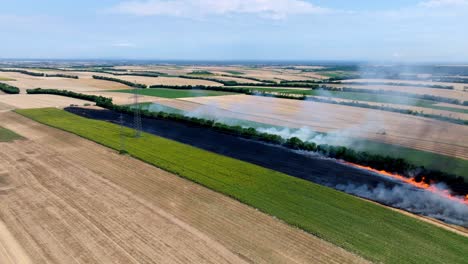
[16,108,468,264]
[0,77,16,81]
[224,70,244,75]
[0,126,23,142]
[115,88,234,98]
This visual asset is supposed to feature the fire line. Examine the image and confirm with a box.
[344,162,468,206]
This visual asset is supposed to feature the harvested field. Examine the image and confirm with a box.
[328,83,468,100]
[85,91,160,105]
[343,78,468,92]
[0,221,32,264]
[0,72,128,92]
[171,95,468,159]
[312,96,468,120]
[0,102,12,112]
[207,75,261,84]
[117,88,235,99]
[0,111,366,264]
[115,75,222,86]
[0,94,89,109]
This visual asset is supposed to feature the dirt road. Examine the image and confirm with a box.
[0,111,367,264]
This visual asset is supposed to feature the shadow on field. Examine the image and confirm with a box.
[65,106,399,189]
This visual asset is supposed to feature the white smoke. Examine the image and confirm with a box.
[336,182,468,226]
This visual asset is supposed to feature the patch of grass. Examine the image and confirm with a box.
[115,88,235,98]
[0,77,16,81]
[321,71,358,79]
[16,108,468,264]
[224,70,244,75]
[0,126,23,142]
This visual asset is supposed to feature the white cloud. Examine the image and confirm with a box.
[111,0,329,19]
[419,0,468,7]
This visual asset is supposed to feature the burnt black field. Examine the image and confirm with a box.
[66,106,398,189]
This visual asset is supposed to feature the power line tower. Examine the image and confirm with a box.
[133,87,142,138]
[119,113,127,154]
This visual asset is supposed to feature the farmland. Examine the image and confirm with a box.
[0,62,468,263]
[3,0,468,260]
[14,108,468,264]
[0,94,89,109]
[116,88,235,98]
[0,110,367,264]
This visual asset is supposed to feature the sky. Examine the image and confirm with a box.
[1,0,468,62]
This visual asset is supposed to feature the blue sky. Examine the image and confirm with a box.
[1,0,467,62]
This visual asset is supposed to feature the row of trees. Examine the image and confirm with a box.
[92,75,147,88]
[219,74,277,84]
[0,83,20,94]
[0,69,45,76]
[149,84,253,94]
[45,74,79,79]
[25,88,468,195]
[26,88,112,107]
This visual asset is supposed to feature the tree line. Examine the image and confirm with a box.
[92,75,147,88]
[0,83,20,94]
[25,87,468,196]
[26,88,113,107]
[0,69,45,76]
[45,74,79,79]
[218,74,277,84]
[0,69,79,79]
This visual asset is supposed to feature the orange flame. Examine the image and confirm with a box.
[344,162,468,206]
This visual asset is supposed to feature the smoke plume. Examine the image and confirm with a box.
[336,182,468,226]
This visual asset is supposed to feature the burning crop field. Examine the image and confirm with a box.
[341,163,468,226]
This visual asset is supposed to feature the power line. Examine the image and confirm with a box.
[119,113,127,154]
[133,87,142,138]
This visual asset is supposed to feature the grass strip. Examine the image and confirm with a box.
[0,126,23,142]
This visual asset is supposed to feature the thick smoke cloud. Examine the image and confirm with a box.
[336,182,468,226]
